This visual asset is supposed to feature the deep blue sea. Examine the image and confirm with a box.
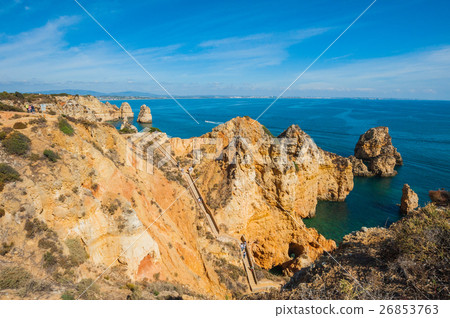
[104,98,450,242]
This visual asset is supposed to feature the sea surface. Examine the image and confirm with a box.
[104,98,450,242]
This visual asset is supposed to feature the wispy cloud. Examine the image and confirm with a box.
[1,16,450,99]
[286,46,450,98]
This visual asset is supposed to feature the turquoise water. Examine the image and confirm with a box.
[105,98,450,242]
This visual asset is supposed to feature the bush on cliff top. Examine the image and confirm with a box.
[13,122,27,129]
[43,149,60,162]
[0,163,20,183]
[2,131,31,155]
[65,238,89,266]
[0,267,32,290]
[0,101,24,112]
[58,117,74,136]
[262,125,274,137]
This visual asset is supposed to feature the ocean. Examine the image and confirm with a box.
[104,98,450,242]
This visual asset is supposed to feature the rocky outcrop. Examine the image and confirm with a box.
[120,117,138,133]
[120,102,134,118]
[170,117,353,273]
[348,155,374,177]
[400,184,419,214]
[137,104,152,123]
[36,95,122,122]
[429,189,450,206]
[353,127,402,177]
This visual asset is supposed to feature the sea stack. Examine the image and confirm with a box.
[352,126,402,177]
[400,184,419,214]
[120,102,134,118]
[137,104,152,123]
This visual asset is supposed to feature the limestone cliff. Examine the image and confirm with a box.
[0,111,249,299]
[170,117,353,272]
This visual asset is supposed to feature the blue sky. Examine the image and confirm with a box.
[0,0,449,99]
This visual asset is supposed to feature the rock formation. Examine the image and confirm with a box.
[137,104,152,123]
[120,116,138,133]
[0,111,251,299]
[348,156,374,177]
[400,184,419,214]
[170,117,353,273]
[120,102,134,119]
[352,127,402,177]
[429,189,450,206]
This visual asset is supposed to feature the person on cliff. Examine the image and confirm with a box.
[31,105,35,113]
[188,166,193,174]
[176,161,180,168]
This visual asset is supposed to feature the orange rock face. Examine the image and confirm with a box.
[170,117,352,272]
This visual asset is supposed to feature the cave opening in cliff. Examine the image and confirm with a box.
[288,242,305,259]
[269,265,284,276]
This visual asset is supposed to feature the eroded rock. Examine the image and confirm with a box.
[137,104,152,123]
[353,127,402,177]
[400,184,419,214]
[120,102,134,118]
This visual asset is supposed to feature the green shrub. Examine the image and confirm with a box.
[0,163,20,184]
[262,125,274,137]
[0,208,5,218]
[119,126,136,134]
[29,153,40,162]
[0,242,13,255]
[0,267,32,290]
[149,127,162,133]
[24,218,48,238]
[58,117,74,136]
[38,237,59,253]
[0,127,13,141]
[29,117,47,125]
[47,110,57,115]
[2,131,31,155]
[0,102,24,112]
[61,291,75,300]
[76,278,99,300]
[65,238,89,266]
[13,122,27,129]
[43,149,60,162]
[43,251,58,268]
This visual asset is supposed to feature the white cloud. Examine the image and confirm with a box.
[0,17,449,99]
[283,46,450,99]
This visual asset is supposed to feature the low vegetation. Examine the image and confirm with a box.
[148,127,161,133]
[1,131,31,155]
[24,218,49,239]
[58,117,74,136]
[12,122,27,129]
[119,126,136,134]
[43,149,60,162]
[0,267,32,290]
[29,117,47,125]
[0,101,24,112]
[262,125,275,137]
[65,238,89,266]
[0,163,21,191]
